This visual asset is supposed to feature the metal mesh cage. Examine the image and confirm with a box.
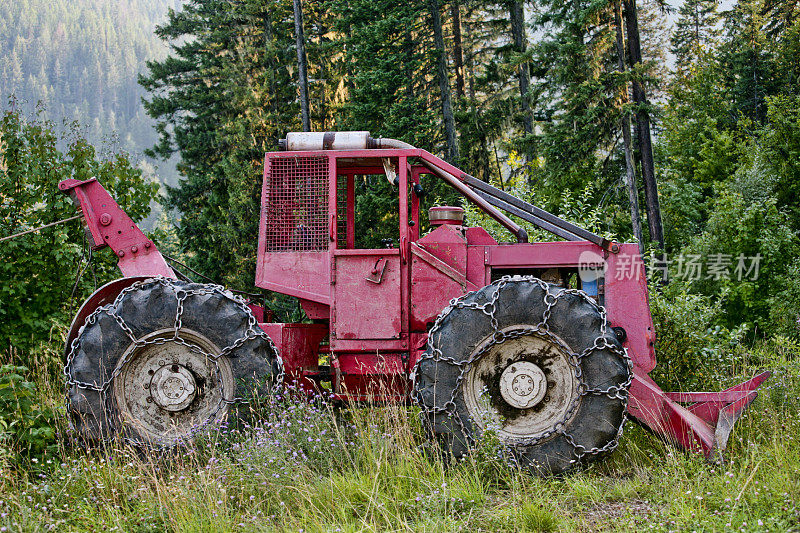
[336,175,348,246]
[263,155,330,252]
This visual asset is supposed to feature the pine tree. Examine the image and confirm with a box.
[140,0,300,287]
[0,0,174,159]
[527,0,627,203]
[624,0,664,249]
[522,0,666,244]
[328,0,439,147]
[718,0,775,123]
[670,0,721,73]
[453,1,526,182]
[761,0,799,37]
[430,0,459,162]
[509,0,533,147]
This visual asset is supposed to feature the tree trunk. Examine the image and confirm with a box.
[264,12,277,116]
[451,0,465,99]
[318,21,328,129]
[624,0,664,249]
[293,0,310,132]
[464,11,476,100]
[404,33,415,99]
[509,0,533,141]
[614,1,644,254]
[430,0,459,163]
[344,21,355,96]
[462,10,490,180]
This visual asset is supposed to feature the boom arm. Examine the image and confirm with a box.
[58,178,174,278]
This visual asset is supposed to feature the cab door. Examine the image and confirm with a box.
[332,249,401,340]
[330,159,410,343]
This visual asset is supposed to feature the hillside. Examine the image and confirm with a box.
[0,0,179,175]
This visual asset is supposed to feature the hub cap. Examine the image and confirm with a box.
[462,325,580,444]
[150,364,197,412]
[499,361,547,409]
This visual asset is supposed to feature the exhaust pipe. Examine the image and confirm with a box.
[279,131,376,151]
[279,131,416,151]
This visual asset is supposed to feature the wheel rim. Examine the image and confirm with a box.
[462,325,580,444]
[112,328,234,445]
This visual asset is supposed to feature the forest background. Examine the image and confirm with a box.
[1,0,800,529]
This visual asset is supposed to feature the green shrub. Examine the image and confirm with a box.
[0,105,158,357]
[671,186,800,339]
[649,289,746,390]
[0,364,57,465]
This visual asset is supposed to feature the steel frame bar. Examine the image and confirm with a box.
[58,178,174,278]
[629,370,771,459]
[459,173,612,249]
[473,190,583,242]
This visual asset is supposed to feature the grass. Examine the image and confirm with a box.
[0,342,798,532]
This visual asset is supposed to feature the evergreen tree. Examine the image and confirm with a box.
[670,0,721,73]
[527,0,629,205]
[293,0,311,131]
[718,0,776,123]
[430,0,460,162]
[761,0,799,37]
[328,0,439,148]
[523,0,666,244]
[453,1,519,183]
[140,0,300,287]
[624,0,664,249]
[509,0,533,150]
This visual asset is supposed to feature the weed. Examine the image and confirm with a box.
[0,341,797,531]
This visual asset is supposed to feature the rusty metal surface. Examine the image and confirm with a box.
[333,250,401,340]
[256,251,331,303]
[112,327,233,443]
[259,322,327,392]
[462,327,580,439]
[604,243,658,373]
[332,353,410,402]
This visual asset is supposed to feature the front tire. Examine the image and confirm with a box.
[412,276,631,475]
[65,277,282,446]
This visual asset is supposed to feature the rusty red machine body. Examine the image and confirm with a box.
[59,133,769,462]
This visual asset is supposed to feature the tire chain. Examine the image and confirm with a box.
[411,275,633,465]
[63,276,284,447]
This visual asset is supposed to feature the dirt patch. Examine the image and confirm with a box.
[581,499,653,531]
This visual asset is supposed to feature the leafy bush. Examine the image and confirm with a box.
[0,364,56,467]
[649,289,746,390]
[464,159,617,245]
[0,104,158,358]
[669,185,800,339]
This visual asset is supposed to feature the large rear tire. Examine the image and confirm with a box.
[65,277,282,447]
[412,276,631,475]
